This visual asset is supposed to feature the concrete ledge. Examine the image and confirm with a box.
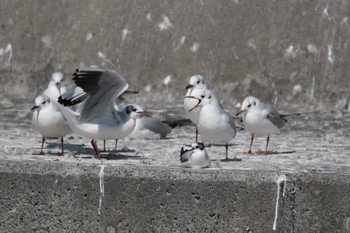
[1,160,349,232]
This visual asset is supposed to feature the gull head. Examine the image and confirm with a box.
[185,74,206,90]
[125,104,151,120]
[236,96,259,116]
[31,95,50,111]
[186,89,215,112]
[49,72,65,95]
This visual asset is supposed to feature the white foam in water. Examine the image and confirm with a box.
[98,165,106,216]
[273,174,287,231]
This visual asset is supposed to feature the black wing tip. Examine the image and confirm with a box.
[58,96,80,106]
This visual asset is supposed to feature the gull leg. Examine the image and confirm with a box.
[91,140,101,159]
[56,137,65,156]
[222,143,229,162]
[33,136,46,155]
[115,139,118,151]
[243,134,254,154]
[195,128,198,142]
[262,135,270,155]
[103,140,106,152]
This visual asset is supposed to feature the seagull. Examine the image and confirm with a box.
[53,67,147,159]
[189,89,237,161]
[59,87,140,151]
[180,142,211,168]
[31,94,71,155]
[127,105,171,139]
[183,75,207,142]
[236,96,299,155]
[43,72,67,101]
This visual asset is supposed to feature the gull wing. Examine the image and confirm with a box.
[72,67,129,122]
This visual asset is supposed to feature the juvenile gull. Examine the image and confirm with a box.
[180,142,210,168]
[236,96,299,155]
[54,67,147,159]
[183,75,207,142]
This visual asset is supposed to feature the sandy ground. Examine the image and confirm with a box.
[1,97,349,174]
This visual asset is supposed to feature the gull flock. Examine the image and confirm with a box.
[31,67,297,168]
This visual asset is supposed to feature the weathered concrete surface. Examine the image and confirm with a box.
[0,98,350,232]
[1,0,350,111]
[1,161,350,233]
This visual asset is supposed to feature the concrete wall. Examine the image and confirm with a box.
[1,160,350,232]
[0,0,350,110]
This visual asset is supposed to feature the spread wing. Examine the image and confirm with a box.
[72,67,129,122]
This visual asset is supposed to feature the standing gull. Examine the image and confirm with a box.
[31,94,71,155]
[236,96,298,155]
[43,72,67,100]
[183,75,207,142]
[54,67,147,159]
[189,89,237,161]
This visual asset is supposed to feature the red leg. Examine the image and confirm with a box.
[91,140,101,159]
[33,136,46,155]
[56,137,65,156]
[262,135,270,155]
[243,134,254,154]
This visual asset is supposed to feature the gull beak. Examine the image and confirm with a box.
[185,96,202,112]
[138,110,151,117]
[185,84,194,90]
[236,109,245,117]
[31,105,40,111]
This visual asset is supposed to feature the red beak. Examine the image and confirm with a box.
[31,105,40,111]
[236,109,245,117]
[138,110,151,117]
[185,96,202,112]
[185,84,194,90]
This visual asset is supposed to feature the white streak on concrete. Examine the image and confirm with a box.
[122,29,129,41]
[327,45,334,64]
[322,7,329,19]
[41,35,52,48]
[144,85,152,92]
[97,51,114,66]
[293,84,302,95]
[233,0,239,4]
[307,43,318,55]
[283,44,299,60]
[146,13,152,21]
[163,75,172,86]
[247,38,256,50]
[191,43,200,53]
[174,36,186,51]
[310,76,315,100]
[158,15,173,31]
[273,174,287,231]
[98,165,106,216]
[86,33,93,41]
[341,17,348,26]
[0,43,13,66]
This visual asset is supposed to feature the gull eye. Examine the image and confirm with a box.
[196,81,200,84]
[132,108,137,112]
[247,104,251,108]
[200,95,205,99]
[208,95,211,99]
[195,146,199,149]
[253,101,256,106]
